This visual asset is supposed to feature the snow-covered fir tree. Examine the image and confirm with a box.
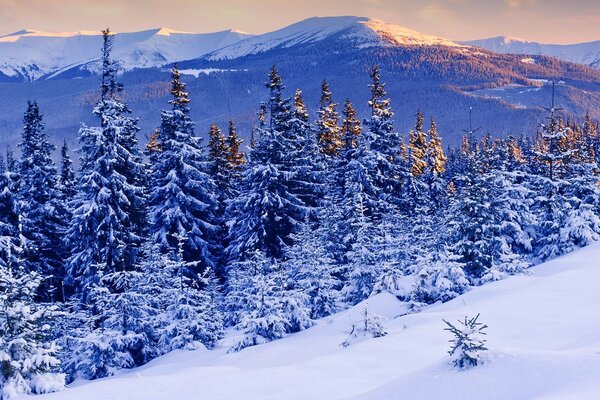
[0,156,19,273]
[16,101,65,302]
[443,314,488,369]
[0,263,64,398]
[315,80,341,157]
[63,28,151,379]
[225,65,306,262]
[149,65,219,275]
[58,140,76,201]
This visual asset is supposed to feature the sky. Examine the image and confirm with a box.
[0,0,599,44]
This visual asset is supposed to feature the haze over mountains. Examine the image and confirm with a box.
[1,16,600,150]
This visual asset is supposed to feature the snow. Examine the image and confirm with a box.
[22,242,600,400]
[463,36,600,68]
[178,68,245,78]
[208,16,466,60]
[0,28,252,81]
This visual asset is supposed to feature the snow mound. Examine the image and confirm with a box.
[22,243,600,399]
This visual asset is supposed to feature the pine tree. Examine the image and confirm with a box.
[58,140,76,201]
[0,156,19,273]
[63,29,152,379]
[228,252,311,352]
[0,264,64,398]
[412,245,469,304]
[143,235,224,353]
[443,314,488,369]
[423,117,448,210]
[409,111,428,176]
[226,66,305,262]
[66,28,148,301]
[364,65,405,208]
[315,80,341,157]
[226,120,246,170]
[340,99,362,152]
[286,212,340,319]
[149,65,219,275]
[16,101,65,302]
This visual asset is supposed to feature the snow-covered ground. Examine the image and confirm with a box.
[25,243,600,400]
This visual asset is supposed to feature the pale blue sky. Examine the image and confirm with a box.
[1,0,598,44]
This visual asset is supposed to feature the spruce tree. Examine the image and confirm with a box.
[315,80,341,157]
[58,140,76,201]
[149,64,219,275]
[226,65,305,262]
[409,111,428,176]
[63,29,152,378]
[0,263,64,398]
[0,156,19,273]
[364,65,405,208]
[17,101,65,302]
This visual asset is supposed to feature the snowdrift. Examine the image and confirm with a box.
[25,243,600,400]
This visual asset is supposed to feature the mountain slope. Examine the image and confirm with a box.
[206,16,464,60]
[25,243,600,400]
[0,28,251,81]
[2,16,600,151]
[464,36,600,68]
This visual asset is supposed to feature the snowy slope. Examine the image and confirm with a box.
[206,16,466,60]
[464,36,600,68]
[24,242,600,400]
[0,28,251,81]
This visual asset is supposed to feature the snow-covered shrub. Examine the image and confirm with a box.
[443,314,488,369]
[340,305,387,347]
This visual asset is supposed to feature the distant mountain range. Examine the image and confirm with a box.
[463,36,600,69]
[1,16,599,152]
[0,28,250,81]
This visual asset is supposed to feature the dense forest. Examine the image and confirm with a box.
[1,29,599,398]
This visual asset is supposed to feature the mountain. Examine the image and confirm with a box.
[1,16,600,151]
[31,243,600,400]
[0,27,251,81]
[463,36,600,68]
[206,16,463,60]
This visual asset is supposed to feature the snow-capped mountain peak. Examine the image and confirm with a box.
[207,16,465,60]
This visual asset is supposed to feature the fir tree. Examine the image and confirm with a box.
[58,140,76,201]
[0,264,64,398]
[149,65,219,275]
[364,65,405,208]
[66,28,147,301]
[63,29,152,379]
[226,66,305,262]
[315,80,341,157]
[17,101,65,302]
[409,111,428,176]
[226,120,246,170]
[443,314,488,369]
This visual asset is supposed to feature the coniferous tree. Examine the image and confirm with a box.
[409,111,428,177]
[64,29,151,378]
[226,120,246,170]
[149,65,219,275]
[315,80,341,157]
[58,140,76,201]
[0,264,64,398]
[17,101,64,302]
[226,65,305,262]
[0,156,19,273]
[364,65,405,209]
